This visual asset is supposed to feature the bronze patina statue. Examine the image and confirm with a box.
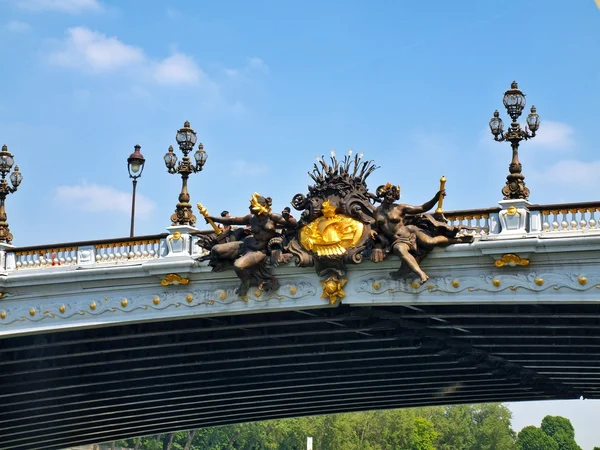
[195,152,475,301]
[198,193,297,297]
[370,182,472,284]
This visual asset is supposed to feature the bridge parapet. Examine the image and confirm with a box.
[3,199,600,274]
[0,198,599,337]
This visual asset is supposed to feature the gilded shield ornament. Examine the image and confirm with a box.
[299,201,364,257]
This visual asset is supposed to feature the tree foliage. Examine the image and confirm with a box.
[517,426,559,450]
[516,415,582,450]
[110,407,583,450]
[112,403,520,450]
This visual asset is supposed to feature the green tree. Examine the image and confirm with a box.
[541,416,582,450]
[410,417,438,450]
[517,425,559,450]
[472,403,517,450]
[435,404,476,450]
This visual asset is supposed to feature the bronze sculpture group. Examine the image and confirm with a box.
[197,153,473,298]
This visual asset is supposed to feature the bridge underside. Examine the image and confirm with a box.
[2,303,599,450]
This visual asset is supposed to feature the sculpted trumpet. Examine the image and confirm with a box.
[435,175,446,214]
[196,203,222,235]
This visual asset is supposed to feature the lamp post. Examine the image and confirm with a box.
[163,121,208,227]
[489,81,540,201]
[0,145,23,244]
[127,144,146,238]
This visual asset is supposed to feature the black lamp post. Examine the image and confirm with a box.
[163,121,208,227]
[0,145,22,244]
[127,144,145,238]
[489,81,540,201]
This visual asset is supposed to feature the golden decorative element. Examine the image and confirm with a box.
[320,275,347,304]
[253,289,262,298]
[372,282,381,291]
[492,279,501,287]
[578,275,588,286]
[160,273,190,286]
[435,175,446,214]
[196,203,222,235]
[494,254,530,268]
[209,300,215,305]
[289,285,298,295]
[451,280,460,288]
[104,297,108,301]
[121,299,128,307]
[89,301,97,310]
[506,206,518,216]
[58,304,66,313]
[153,296,160,305]
[411,281,420,289]
[172,232,182,240]
[29,308,36,317]
[249,192,272,216]
[534,278,544,286]
[299,201,364,257]
[186,294,193,303]
[0,310,6,319]
[219,290,227,300]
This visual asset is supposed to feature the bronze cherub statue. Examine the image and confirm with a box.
[197,193,297,297]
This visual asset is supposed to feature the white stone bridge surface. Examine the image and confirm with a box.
[1,200,600,449]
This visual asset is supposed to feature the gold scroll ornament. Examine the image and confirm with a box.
[299,201,364,257]
[196,203,222,235]
[435,175,446,214]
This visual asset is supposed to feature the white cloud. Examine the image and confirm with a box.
[232,160,269,176]
[5,20,31,32]
[55,183,156,217]
[49,27,207,87]
[527,120,576,151]
[16,0,102,13]
[224,57,270,77]
[153,53,203,86]
[530,159,600,190]
[247,57,269,74]
[49,27,145,72]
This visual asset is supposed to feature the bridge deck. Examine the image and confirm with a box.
[1,302,599,450]
[2,201,600,449]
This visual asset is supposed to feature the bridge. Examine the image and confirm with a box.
[1,87,600,449]
[1,197,600,450]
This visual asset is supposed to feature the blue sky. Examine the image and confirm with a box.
[1,0,600,446]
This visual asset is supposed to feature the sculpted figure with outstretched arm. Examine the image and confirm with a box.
[203,193,297,296]
[371,183,470,284]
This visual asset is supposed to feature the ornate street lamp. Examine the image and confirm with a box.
[127,144,146,238]
[489,81,540,200]
[164,121,208,226]
[0,145,22,244]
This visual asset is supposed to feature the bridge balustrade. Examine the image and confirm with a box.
[2,201,600,273]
